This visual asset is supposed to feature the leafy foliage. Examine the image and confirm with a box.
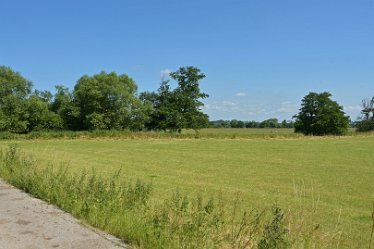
[142,66,209,132]
[294,92,349,135]
[73,71,138,130]
[258,207,289,249]
[0,65,209,133]
[0,66,61,133]
[357,97,374,132]
[0,66,32,99]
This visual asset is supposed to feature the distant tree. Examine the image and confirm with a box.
[230,119,239,128]
[170,66,209,131]
[209,120,227,128]
[360,97,374,120]
[356,96,374,132]
[73,71,138,130]
[237,120,245,128]
[260,118,279,128]
[230,119,245,128]
[280,120,294,128]
[293,92,349,135]
[142,66,209,132]
[245,120,259,128]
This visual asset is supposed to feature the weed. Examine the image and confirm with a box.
[258,206,289,249]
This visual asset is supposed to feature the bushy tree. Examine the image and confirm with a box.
[0,66,209,133]
[141,67,209,132]
[73,71,138,130]
[25,94,63,131]
[51,85,80,130]
[294,92,349,135]
[0,66,63,133]
[0,95,29,133]
[260,118,279,128]
[170,66,209,131]
[0,66,32,100]
[0,66,32,133]
[146,80,184,132]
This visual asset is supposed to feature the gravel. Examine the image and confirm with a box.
[0,179,127,249]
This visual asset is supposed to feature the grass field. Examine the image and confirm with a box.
[1,129,373,248]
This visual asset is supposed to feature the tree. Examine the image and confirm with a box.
[73,71,138,130]
[51,85,80,130]
[0,95,29,133]
[260,118,279,128]
[170,66,209,131]
[360,97,374,120]
[141,66,209,132]
[0,66,32,133]
[0,66,32,100]
[356,96,374,132]
[0,66,62,133]
[246,121,259,128]
[293,92,349,135]
[25,94,63,131]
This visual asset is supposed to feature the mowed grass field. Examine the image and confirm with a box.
[1,129,373,248]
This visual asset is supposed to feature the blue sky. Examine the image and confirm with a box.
[1,0,373,121]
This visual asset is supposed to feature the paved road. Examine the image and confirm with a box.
[0,179,126,249]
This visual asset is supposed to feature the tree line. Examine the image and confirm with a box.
[209,119,295,128]
[0,65,372,135]
[0,65,208,134]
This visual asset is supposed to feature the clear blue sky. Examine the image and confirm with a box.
[1,0,373,121]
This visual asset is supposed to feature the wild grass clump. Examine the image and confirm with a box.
[0,145,344,248]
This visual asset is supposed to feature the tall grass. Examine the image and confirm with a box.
[0,145,347,248]
[0,129,301,140]
[0,128,370,141]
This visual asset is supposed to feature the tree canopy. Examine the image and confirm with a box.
[141,66,209,132]
[0,66,61,133]
[0,65,210,133]
[293,92,349,135]
[73,71,138,130]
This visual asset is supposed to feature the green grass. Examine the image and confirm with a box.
[0,145,292,249]
[0,127,361,140]
[1,132,374,248]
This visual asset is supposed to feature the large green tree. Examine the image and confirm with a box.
[25,93,63,131]
[73,71,138,130]
[141,66,209,132]
[51,85,80,130]
[0,66,32,100]
[0,66,62,133]
[170,66,209,131]
[0,66,31,133]
[293,92,349,135]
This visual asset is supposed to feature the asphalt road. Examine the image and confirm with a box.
[0,179,126,249]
